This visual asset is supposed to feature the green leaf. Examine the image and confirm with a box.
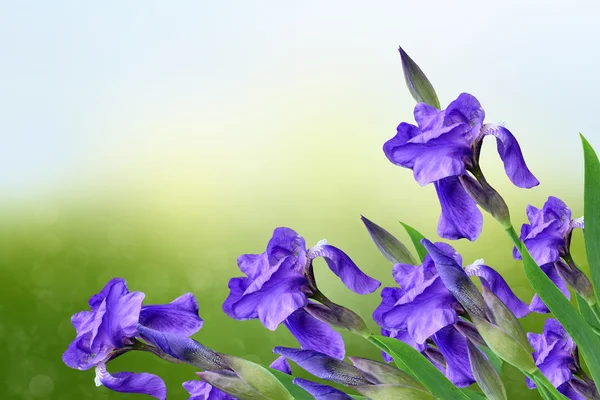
[266,368,313,400]
[398,46,441,109]
[221,355,294,400]
[361,215,417,265]
[581,134,600,302]
[461,389,487,400]
[520,245,600,386]
[577,294,600,335]
[369,335,470,400]
[399,221,428,262]
[355,384,436,400]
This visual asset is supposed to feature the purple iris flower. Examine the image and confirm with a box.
[223,227,380,359]
[514,196,583,265]
[373,242,528,344]
[383,93,539,241]
[527,319,597,399]
[62,278,203,400]
[374,241,528,387]
[514,196,584,313]
[182,380,234,400]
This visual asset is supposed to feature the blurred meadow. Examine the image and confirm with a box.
[1,1,600,399]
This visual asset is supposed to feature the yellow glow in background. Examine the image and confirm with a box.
[1,1,599,399]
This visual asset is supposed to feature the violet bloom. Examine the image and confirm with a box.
[373,242,528,344]
[223,227,380,359]
[514,196,583,265]
[515,196,585,312]
[62,278,203,400]
[383,93,538,241]
[528,319,598,399]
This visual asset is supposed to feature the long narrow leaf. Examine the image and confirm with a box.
[581,134,600,301]
[369,335,470,400]
[399,222,428,262]
[520,246,600,386]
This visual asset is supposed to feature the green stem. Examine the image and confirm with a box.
[506,225,521,250]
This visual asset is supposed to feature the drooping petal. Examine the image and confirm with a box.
[292,378,354,400]
[435,176,483,241]
[269,356,292,375]
[139,293,203,337]
[431,326,475,388]
[273,347,369,386]
[465,261,530,318]
[95,363,167,400]
[284,307,345,360]
[529,263,570,314]
[482,125,539,189]
[381,328,427,363]
[308,244,380,294]
[183,380,234,400]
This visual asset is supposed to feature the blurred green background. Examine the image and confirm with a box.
[1,1,600,399]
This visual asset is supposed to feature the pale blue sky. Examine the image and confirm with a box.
[1,1,599,198]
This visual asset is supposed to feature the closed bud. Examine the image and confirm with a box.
[137,324,229,371]
[467,339,507,400]
[454,320,487,349]
[305,302,370,337]
[348,357,424,389]
[196,370,265,400]
[273,347,370,386]
[459,174,511,229]
[424,347,446,368]
[361,215,417,265]
[421,239,486,318]
[398,46,440,109]
[554,260,596,305]
[355,384,436,400]
[220,354,294,400]
[472,315,536,374]
[482,287,530,350]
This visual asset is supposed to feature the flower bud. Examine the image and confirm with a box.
[220,354,294,400]
[305,302,370,337]
[481,287,530,351]
[554,260,596,305]
[398,46,440,109]
[459,174,511,229]
[273,347,370,386]
[355,384,436,400]
[454,320,487,349]
[421,239,486,318]
[466,339,507,400]
[137,325,229,371]
[196,370,266,400]
[348,357,424,389]
[471,315,536,374]
[361,215,417,265]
